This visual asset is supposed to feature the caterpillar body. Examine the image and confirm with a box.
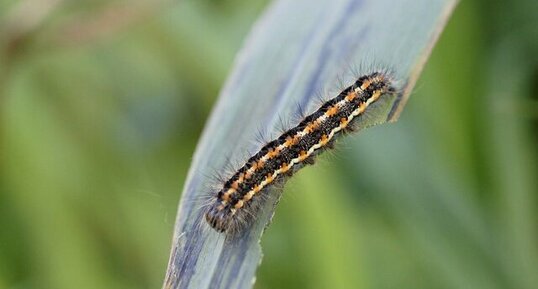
[205,72,396,233]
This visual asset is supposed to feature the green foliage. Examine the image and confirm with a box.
[0,0,536,289]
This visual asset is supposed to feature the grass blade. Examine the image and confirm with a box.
[163,0,458,288]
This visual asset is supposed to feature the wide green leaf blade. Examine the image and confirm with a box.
[163,0,458,288]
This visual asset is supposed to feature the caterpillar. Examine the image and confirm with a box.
[205,71,396,233]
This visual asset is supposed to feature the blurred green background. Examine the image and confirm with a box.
[1,0,537,289]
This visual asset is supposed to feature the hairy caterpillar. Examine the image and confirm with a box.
[205,72,396,233]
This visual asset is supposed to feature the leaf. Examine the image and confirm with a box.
[162,0,458,288]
